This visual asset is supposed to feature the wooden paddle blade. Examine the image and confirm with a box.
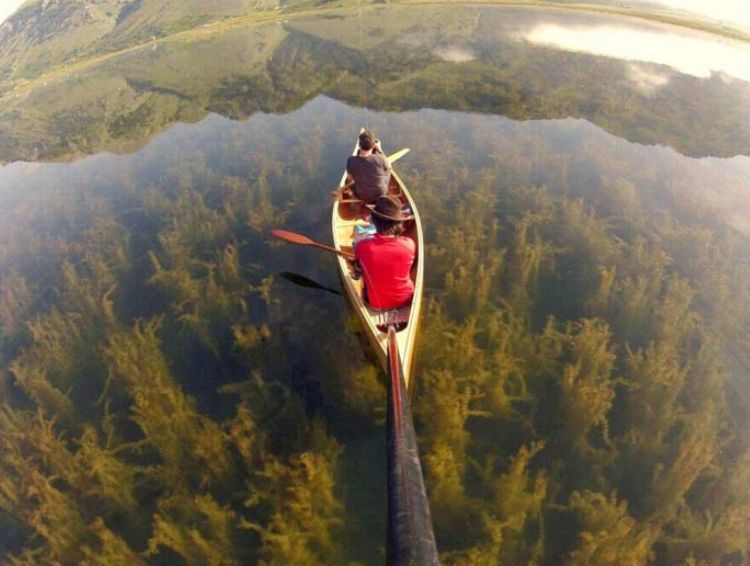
[387,148,410,163]
[270,228,313,246]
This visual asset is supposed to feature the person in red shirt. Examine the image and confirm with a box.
[355,195,416,310]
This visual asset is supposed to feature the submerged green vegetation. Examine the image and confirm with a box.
[0,122,349,564]
[1,103,749,564]
[2,3,750,564]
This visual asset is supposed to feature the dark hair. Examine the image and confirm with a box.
[359,131,376,151]
[372,214,404,236]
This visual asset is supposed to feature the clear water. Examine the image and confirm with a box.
[1,5,749,564]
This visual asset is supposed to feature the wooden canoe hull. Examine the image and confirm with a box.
[331,138,424,390]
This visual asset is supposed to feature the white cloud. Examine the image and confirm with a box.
[0,0,25,25]
[626,62,672,93]
[640,0,750,30]
[521,22,750,84]
[432,46,476,63]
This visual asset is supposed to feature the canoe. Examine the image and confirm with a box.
[331,132,424,390]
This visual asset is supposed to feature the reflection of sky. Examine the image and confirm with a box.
[700,155,750,234]
[0,0,24,25]
[3,96,749,234]
[625,63,671,94]
[638,0,750,29]
[521,23,750,84]
[432,46,476,62]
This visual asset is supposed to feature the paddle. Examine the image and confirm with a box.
[278,271,341,296]
[386,147,410,164]
[270,228,355,260]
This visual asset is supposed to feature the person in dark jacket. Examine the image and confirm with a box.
[346,130,392,203]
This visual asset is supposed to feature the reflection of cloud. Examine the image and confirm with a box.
[627,63,671,93]
[639,0,750,30]
[0,0,25,26]
[520,23,750,83]
[700,155,750,236]
[432,46,476,63]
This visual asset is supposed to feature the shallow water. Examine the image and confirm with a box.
[1,5,749,564]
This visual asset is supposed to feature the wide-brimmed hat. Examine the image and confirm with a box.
[367,195,413,222]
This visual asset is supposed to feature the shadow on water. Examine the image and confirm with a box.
[278,271,342,296]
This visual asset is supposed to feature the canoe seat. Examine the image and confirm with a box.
[374,306,411,333]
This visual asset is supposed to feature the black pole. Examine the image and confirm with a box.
[386,326,439,566]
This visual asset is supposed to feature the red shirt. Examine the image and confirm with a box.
[355,234,416,310]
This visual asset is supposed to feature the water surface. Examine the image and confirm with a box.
[1,5,749,564]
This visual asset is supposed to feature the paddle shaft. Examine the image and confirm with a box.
[271,229,355,260]
[308,240,355,259]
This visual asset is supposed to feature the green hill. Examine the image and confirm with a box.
[2,0,748,91]
[0,0,128,81]
[0,0,281,82]
[1,5,749,164]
